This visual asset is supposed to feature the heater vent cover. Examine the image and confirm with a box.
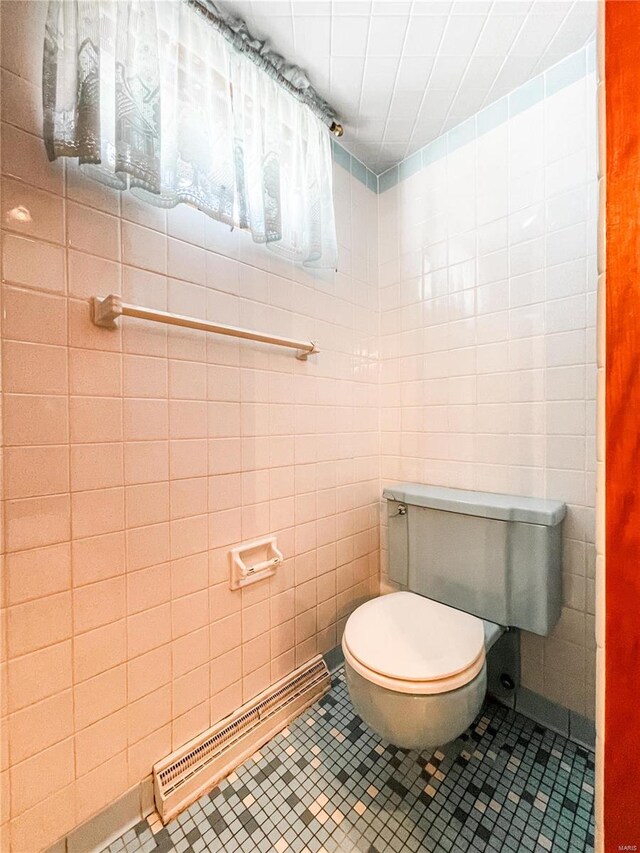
[153,655,331,823]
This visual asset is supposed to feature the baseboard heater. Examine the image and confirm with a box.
[153,655,331,823]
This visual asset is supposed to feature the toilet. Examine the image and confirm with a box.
[342,483,566,750]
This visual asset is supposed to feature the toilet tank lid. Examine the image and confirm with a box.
[382,483,566,526]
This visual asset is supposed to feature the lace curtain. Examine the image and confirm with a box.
[43,0,338,268]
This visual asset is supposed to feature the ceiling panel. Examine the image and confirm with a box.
[222,0,597,174]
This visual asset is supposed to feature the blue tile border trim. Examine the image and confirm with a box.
[509,74,545,118]
[331,138,351,171]
[493,686,596,750]
[447,115,476,153]
[331,139,378,193]
[398,150,422,181]
[477,97,508,136]
[378,165,398,194]
[369,40,595,194]
[570,710,597,750]
[350,155,367,185]
[546,46,587,97]
[422,135,447,167]
[323,644,345,673]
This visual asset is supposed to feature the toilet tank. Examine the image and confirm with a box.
[383,483,566,636]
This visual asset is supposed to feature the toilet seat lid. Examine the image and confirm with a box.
[343,591,485,684]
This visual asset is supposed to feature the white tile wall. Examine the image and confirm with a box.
[377,46,598,719]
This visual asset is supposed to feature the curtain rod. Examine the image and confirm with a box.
[92,295,319,360]
[186,0,343,136]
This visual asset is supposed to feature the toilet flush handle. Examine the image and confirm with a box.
[389,503,407,517]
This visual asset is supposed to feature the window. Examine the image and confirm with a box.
[43,0,338,268]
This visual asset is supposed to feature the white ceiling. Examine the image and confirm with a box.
[223,0,597,173]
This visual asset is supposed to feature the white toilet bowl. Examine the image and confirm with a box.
[342,591,489,750]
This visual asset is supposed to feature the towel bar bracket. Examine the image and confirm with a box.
[92,294,123,329]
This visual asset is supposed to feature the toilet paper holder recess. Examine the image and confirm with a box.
[229,536,284,589]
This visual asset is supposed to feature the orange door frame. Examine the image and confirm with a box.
[605,1,640,848]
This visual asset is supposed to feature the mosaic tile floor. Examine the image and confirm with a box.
[107,668,595,853]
